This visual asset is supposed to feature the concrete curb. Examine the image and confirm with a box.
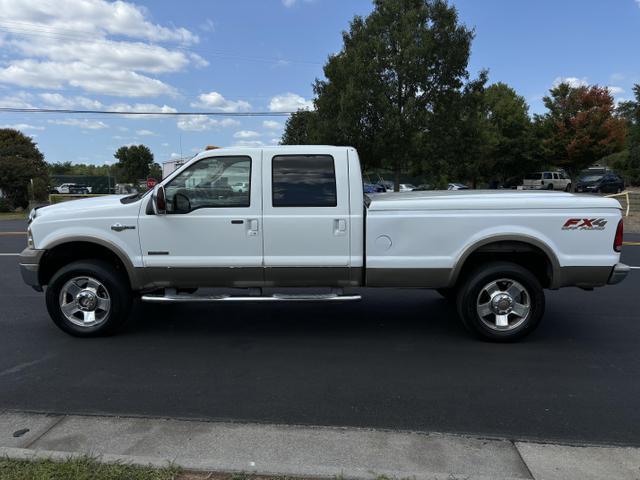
[1,411,639,480]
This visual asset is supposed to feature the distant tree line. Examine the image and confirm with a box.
[281,0,636,190]
[0,134,161,210]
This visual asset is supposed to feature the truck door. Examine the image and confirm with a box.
[262,150,351,286]
[137,151,263,286]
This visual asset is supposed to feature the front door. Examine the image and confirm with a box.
[261,150,351,286]
[138,150,263,286]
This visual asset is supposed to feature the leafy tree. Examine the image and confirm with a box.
[537,83,627,187]
[113,145,155,183]
[0,129,49,208]
[281,110,320,145]
[614,84,640,185]
[310,0,474,189]
[482,82,539,185]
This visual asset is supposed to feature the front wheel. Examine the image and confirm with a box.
[565,183,571,192]
[456,261,545,342]
[45,260,133,337]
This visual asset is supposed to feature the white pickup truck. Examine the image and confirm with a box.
[20,146,629,341]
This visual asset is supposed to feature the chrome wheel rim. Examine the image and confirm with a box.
[476,278,531,331]
[59,276,111,327]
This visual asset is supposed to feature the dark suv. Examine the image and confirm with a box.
[575,173,625,194]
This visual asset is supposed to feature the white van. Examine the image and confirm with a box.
[522,172,571,191]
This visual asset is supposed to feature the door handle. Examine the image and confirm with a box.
[247,219,259,236]
[333,219,347,236]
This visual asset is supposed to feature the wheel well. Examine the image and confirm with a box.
[456,240,554,288]
[39,241,131,287]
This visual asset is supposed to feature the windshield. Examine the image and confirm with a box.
[524,173,541,180]
[580,175,603,182]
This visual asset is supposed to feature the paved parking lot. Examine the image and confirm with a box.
[1,219,639,446]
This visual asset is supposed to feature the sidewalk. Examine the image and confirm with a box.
[1,411,639,480]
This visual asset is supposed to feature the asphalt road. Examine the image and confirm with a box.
[1,219,639,446]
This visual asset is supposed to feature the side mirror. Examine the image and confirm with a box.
[153,185,167,215]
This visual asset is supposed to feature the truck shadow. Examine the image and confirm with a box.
[126,288,469,340]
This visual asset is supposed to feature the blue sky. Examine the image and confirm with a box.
[0,0,638,167]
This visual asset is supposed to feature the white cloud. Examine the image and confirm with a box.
[233,140,266,147]
[0,0,198,44]
[0,91,34,108]
[0,123,44,131]
[48,118,108,129]
[607,86,625,96]
[200,19,216,33]
[282,0,314,7]
[263,120,283,130]
[268,92,314,112]
[136,129,155,136]
[191,91,251,112]
[177,115,240,132]
[0,0,201,97]
[234,130,261,139]
[39,93,102,109]
[161,142,170,147]
[0,59,176,97]
[553,76,589,88]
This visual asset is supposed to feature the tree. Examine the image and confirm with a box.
[482,82,539,184]
[281,110,320,145]
[309,0,474,189]
[0,129,49,208]
[113,145,155,183]
[614,84,640,185]
[537,83,627,187]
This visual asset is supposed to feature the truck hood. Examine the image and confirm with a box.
[34,195,138,221]
[367,190,622,211]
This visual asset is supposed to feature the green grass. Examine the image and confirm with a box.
[0,212,26,220]
[0,456,182,480]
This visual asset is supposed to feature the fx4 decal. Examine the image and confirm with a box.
[562,218,608,231]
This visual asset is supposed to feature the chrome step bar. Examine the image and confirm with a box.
[141,293,362,303]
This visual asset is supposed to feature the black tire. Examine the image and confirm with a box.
[45,260,133,337]
[436,288,457,302]
[565,183,571,192]
[546,184,554,190]
[456,261,545,342]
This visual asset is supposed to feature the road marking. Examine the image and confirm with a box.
[0,232,26,236]
[0,253,19,256]
[623,242,640,246]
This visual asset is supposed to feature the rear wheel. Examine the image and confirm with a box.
[45,260,133,337]
[456,261,545,342]
[565,183,571,192]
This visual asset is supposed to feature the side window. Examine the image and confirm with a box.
[543,172,552,179]
[272,154,337,207]
[553,173,559,179]
[164,156,251,213]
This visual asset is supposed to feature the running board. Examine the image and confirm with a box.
[141,293,362,303]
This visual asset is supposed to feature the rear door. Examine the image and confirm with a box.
[262,149,351,286]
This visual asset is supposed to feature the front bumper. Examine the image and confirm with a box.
[608,263,630,285]
[18,247,45,291]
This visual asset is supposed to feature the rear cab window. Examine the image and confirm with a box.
[272,154,337,207]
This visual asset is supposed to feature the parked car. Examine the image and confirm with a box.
[21,146,628,342]
[231,182,249,193]
[575,173,625,194]
[399,183,416,192]
[53,183,92,194]
[363,183,385,193]
[522,172,571,191]
[377,181,394,192]
[447,183,469,190]
[69,184,91,194]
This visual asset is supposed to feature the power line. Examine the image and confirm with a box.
[0,107,296,116]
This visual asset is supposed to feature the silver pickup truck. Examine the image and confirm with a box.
[20,146,629,341]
